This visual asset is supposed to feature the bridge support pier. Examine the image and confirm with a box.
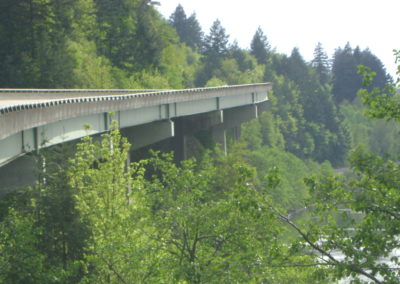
[211,125,227,155]
[173,110,224,161]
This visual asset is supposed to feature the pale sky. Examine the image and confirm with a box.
[157,0,399,77]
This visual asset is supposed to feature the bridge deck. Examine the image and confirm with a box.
[0,84,271,166]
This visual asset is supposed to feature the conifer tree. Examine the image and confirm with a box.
[332,43,358,102]
[311,42,330,84]
[197,19,230,85]
[229,41,255,71]
[169,4,187,41]
[250,27,270,65]
[287,47,309,88]
[359,48,389,88]
[169,5,203,50]
[202,19,229,58]
[185,13,203,50]
[332,43,389,103]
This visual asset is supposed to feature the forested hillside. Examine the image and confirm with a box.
[1,1,399,283]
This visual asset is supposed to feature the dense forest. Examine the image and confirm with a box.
[1,1,399,283]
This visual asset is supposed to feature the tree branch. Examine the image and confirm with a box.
[272,207,384,283]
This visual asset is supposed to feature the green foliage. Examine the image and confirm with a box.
[358,63,400,122]
[205,76,227,87]
[244,147,333,210]
[258,112,285,149]
[341,99,400,156]
[229,41,257,71]
[240,119,263,150]
[68,122,160,282]
[133,3,179,71]
[0,209,47,283]
[339,62,400,156]
[94,0,176,71]
[67,39,116,88]
[0,122,337,282]
[214,58,241,84]
[130,70,171,89]
[293,146,400,283]
[0,144,88,283]
[0,0,180,89]
[238,64,265,84]
[159,44,201,89]
[142,151,284,282]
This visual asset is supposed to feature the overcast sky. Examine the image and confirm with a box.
[157,0,399,77]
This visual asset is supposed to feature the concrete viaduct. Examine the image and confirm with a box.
[0,83,271,194]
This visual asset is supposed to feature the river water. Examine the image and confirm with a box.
[324,247,400,283]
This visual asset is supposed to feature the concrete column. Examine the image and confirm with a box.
[172,117,187,162]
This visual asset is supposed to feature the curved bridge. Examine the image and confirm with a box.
[0,83,271,168]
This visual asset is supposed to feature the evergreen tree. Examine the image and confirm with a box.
[133,1,168,70]
[287,47,309,87]
[250,27,270,65]
[169,4,187,40]
[332,43,389,103]
[311,42,330,84]
[359,48,389,89]
[229,41,256,72]
[332,43,359,103]
[169,5,203,50]
[94,0,139,69]
[197,19,230,85]
[202,19,229,58]
[185,13,203,50]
